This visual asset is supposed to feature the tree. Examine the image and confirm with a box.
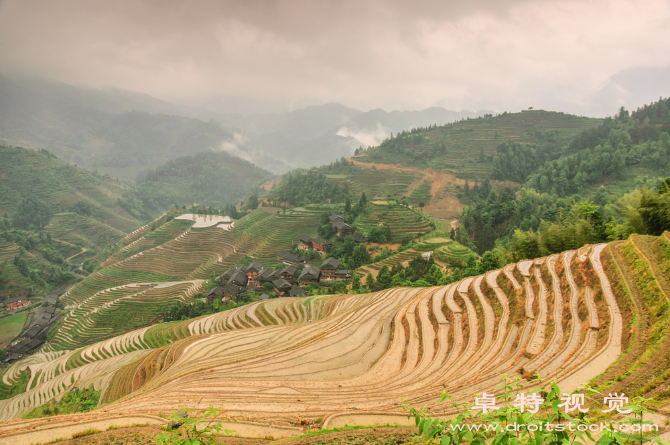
[351,244,372,268]
[366,272,374,289]
[351,273,361,290]
[358,192,368,208]
[344,197,352,213]
[450,228,456,240]
[246,194,259,211]
[12,196,51,229]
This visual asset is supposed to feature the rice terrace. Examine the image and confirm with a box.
[2,3,670,444]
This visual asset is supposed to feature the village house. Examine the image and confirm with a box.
[255,269,281,287]
[319,258,341,281]
[277,250,306,265]
[334,269,352,281]
[352,234,369,244]
[332,220,354,236]
[272,278,293,296]
[289,286,308,297]
[219,269,236,282]
[328,214,345,224]
[298,265,321,286]
[299,235,313,251]
[207,286,224,303]
[279,265,297,282]
[310,237,333,255]
[44,292,58,306]
[4,295,29,310]
[222,283,244,302]
[245,262,263,280]
[227,269,248,289]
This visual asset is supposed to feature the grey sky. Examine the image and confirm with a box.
[1,0,669,116]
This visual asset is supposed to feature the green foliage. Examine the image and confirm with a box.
[271,170,348,207]
[408,375,668,445]
[0,371,29,401]
[129,152,272,214]
[23,385,100,418]
[161,299,249,322]
[362,111,601,177]
[11,195,51,229]
[155,406,234,445]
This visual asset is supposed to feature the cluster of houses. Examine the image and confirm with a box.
[3,295,30,311]
[204,215,368,303]
[5,292,60,362]
[297,214,368,255]
[208,257,353,302]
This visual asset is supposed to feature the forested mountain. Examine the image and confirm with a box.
[0,146,143,296]
[357,110,602,179]
[0,146,272,298]
[0,74,234,180]
[126,151,273,212]
[459,98,670,256]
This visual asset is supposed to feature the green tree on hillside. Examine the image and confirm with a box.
[12,196,51,229]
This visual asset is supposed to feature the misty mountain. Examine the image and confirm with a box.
[0,74,491,176]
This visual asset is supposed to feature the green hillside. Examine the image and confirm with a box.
[357,110,602,179]
[127,151,273,212]
[0,146,273,299]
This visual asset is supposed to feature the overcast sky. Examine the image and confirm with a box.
[1,0,669,116]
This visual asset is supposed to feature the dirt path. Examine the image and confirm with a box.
[0,416,166,445]
[350,159,467,219]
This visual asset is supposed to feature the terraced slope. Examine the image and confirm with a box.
[48,207,322,350]
[4,234,668,431]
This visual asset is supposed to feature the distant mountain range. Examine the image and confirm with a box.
[0,74,489,177]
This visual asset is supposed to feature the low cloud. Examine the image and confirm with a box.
[213,133,255,163]
[337,123,390,149]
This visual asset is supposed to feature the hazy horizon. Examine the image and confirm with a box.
[1,0,669,117]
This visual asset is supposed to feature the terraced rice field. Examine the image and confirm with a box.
[432,240,477,263]
[356,249,424,279]
[355,204,432,239]
[5,234,665,432]
[50,208,322,350]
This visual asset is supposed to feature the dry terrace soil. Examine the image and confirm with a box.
[47,426,418,445]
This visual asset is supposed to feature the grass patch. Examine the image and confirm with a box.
[0,312,27,349]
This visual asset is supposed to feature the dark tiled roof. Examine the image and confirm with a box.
[256,269,280,282]
[328,214,345,222]
[311,237,333,247]
[272,278,292,291]
[23,326,41,338]
[259,294,270,300]
[352,234,369,243]
[220,269,235,280]
[299,265,321,280]
[222,283,244,295]
[320,258,341,270]
[299,235,313,244]
[5,296,28,304]
[280,266,297,276]
[277,250,306,263]
[289,286,308,297]
[333,221,352,230]
[44,306,56,314]
[207,286,224,296]
[335,269,352,276]
[228,270,248,286]
[246,262,263,273]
